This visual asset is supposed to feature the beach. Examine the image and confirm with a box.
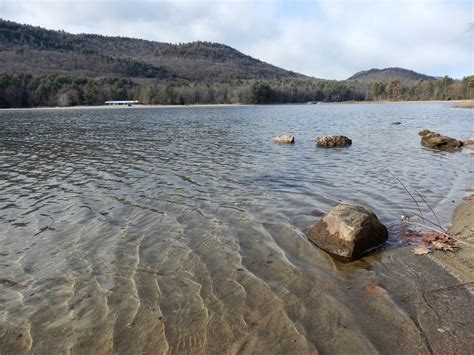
[432,200,474,288]
[1,99,473,112]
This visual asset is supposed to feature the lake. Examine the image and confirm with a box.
[0,103,473,353]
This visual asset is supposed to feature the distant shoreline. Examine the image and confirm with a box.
[0,99,471,111]
[451,100,474,109]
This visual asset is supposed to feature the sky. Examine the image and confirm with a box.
[0,0,472,79]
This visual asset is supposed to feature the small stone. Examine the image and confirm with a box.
[316,135,352,147]
[307,204,388,260]
[272,134,295,144]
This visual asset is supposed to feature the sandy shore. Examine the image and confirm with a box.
[452,100,474,109]
[431,200,474,289]
[0,103,252,111]
[0,100,470,111]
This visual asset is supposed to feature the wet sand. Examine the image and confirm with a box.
[3,215,473,355]
[431,200,474,289]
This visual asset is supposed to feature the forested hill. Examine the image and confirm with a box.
[0,19,304,81]
[348,67,436,82]
[0,19,472,108]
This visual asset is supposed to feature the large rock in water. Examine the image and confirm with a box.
[273,134,295,144]
[307,204,388,260]
[316,135,352,147]
[418,129,463,151]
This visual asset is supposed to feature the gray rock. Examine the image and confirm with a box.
[273,134,295,144]
[316,135,352,147]
[418,129,463,151]
[307,204,388,260]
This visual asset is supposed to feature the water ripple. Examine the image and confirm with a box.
[0,103,473,353]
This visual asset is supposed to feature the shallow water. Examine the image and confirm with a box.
[0,103,473,354]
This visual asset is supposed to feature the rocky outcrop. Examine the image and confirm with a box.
[316,135,352,147]
[273,135,295,144]
[307,204,388,260]
[418,129,463,151]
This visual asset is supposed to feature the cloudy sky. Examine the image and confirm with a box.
[0,0,472,79]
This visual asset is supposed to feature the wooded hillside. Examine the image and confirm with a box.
[0,19,472,108]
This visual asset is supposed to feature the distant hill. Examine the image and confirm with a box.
[347,67,436,82]
[0,19,304,81]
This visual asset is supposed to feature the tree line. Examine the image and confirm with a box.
[0,73,472,108]
[365,76,474,101]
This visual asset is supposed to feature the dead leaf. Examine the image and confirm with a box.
[432,241,455,252]
[462,189,474,192]
[413,247,431,255]
[363,282,385,295]
[402,228,456,253]
[463,194,474,201]
[422,235,437,242]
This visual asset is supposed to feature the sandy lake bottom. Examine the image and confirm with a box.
[0,103,473,353]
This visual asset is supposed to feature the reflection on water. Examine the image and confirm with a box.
[0,103,473,353]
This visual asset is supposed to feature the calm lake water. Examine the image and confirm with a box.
[0,103,473,354]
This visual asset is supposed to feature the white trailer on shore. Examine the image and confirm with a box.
[104,100,139,107]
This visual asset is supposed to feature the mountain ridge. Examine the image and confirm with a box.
[347,67,436,82]
[0,19,445,83]
[0,18,305,81]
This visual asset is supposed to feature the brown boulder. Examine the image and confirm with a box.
[316,135,352,147]
[418,129,463,151]
[273,134,295,144]
[307,204,388,260]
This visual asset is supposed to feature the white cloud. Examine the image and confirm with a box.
[0,0,471,79]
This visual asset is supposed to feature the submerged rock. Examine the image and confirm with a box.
[316,135,352,147]
[391,121,402,125]
[463,139,474,149]
[273,134,295,144]
[307,204,388,260]
[418,129,463,151]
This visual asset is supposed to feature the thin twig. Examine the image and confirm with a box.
[427,281,474,294]
[408,210,448,234]
[405,221,452,239]
[389,170,425,222]
[415,189,446,233]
